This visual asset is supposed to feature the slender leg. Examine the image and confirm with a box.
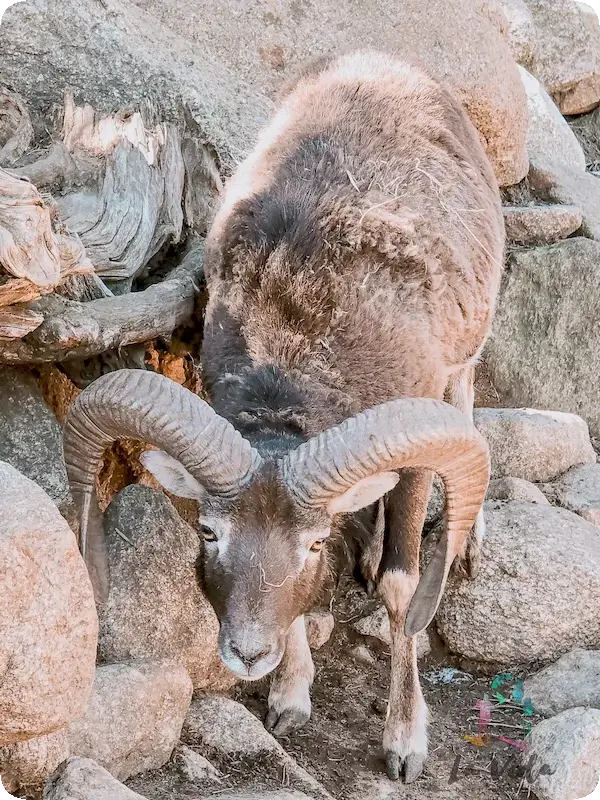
[445,364,485,577]
[265,615,315,736]
[377,470,431,783]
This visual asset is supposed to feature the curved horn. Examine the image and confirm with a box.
[64,369,262,601]
[280,398,489,637]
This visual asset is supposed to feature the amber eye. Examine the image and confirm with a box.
[201,525,218,543]
[310,538,327,553]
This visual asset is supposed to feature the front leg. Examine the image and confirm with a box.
[377,470,431,783]
[265,615,315,736]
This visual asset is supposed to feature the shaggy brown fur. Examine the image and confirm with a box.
[197,50,504,783]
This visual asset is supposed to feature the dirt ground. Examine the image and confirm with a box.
[131,575,539,800]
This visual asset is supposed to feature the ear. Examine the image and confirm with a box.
[326,471,399,515]
[140,450,205,500]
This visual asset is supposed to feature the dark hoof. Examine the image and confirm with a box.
[265,707,310,737]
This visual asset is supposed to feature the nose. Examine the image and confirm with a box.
[229,641,274,669]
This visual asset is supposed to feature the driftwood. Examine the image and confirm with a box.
[0,87,219,357]
[0,243,204,363]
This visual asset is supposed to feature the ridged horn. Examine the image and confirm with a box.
[280,398,489,636]
[63,369,262,602]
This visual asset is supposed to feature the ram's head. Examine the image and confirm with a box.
[64,369,489,680]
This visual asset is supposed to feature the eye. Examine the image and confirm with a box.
[201,525,218,543]
[310,538,327,553]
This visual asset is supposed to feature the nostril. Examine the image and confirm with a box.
[229,642,272,668]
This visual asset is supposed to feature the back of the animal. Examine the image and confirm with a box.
[204,50,504,418]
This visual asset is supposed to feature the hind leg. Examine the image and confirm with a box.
[445,364,485,578]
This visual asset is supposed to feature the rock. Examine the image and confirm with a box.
[0,0,271,173]
[0,367,74,524]
[0,730,69,795]
[431,501,600,664]
[68,661,192,782]
[552,464,600,525]
[99,485,233,690]
[426,475,445,528]
[519,66,600,242]
[44,757,148,800]
[183,696,284,758]
[485,240,600,437]
[524,708,600,800]
[524,649,600,716]
[487,476,549,504]
[182,696,330,799]
[126,0,527,185]
[474,408,595,482]
[175,746,221,783]
[554,3,600,115]
[352,607,431,657]
[503,204,582,244]
[521,0,600,107]
[497,0,539,69]
[350,645,377,667]
[0,462,97,745]
[304,612,334,651]
[520,67,587,175]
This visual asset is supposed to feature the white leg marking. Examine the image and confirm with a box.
[266,616,314,736]
[378,569,428,783]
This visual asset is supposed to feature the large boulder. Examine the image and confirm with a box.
[474,408,595,482]
[132,0,527,184]
[485,239,600,438]
[68,661,192,782]
[430,501,600,664]
[524,708,600,800]
[524,649,600,716]
[0,462,97,745]
[0,367,74,524]
[98,485,233,690]
[44,757,148,800]
[552,464,600,526]
[497,0,539,70]
[487,476,549,504]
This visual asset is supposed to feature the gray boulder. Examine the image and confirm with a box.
[502,204,582,244]
[0,462,97,745]
[304,612,334,651]
[524,708,600,800]
[487,476,549,504]
[44,757,148,800]
[0,367,74,524]
[474,407,595,482]
[497,0,538,70]
[98,485,233,691]
[431,501,600,664]
[485,240,600,438]
[524,649,600,716]
[183,696,331,799]
[68,661,192,782]
[553,464,600,526]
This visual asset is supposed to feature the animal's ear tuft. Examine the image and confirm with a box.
[326,472,399,515]
[140,450,205,500]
